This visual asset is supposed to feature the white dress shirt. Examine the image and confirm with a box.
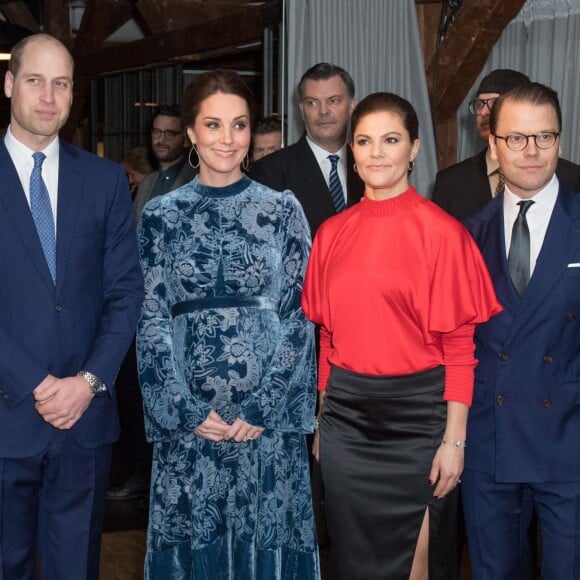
[4,127,60,231]
[306,136,348,205]
[503,174,558,277]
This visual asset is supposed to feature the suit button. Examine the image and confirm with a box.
[566,313,576,321]
[496,395,505,406]
[543,399,552,408]
[543,355,553,364]
[498,352,509,362]
[55,304,63,312]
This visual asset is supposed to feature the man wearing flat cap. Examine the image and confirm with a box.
[432,69,580,218]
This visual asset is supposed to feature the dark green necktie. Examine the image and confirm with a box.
[508,200,534,295]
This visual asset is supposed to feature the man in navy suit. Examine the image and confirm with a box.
[250,62,364,236]
[462,82,580,579]
[0,34,143,579]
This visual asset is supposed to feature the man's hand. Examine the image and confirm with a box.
[33,375,94,429]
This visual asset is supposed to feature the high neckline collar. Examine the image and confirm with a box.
[194,175,252,197]
[360,186,422,216]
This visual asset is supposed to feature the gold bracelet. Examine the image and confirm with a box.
[442,438,467,448]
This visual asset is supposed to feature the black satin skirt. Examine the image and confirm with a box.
[320,365,459,580]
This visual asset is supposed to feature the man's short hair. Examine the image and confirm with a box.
[9,33,74,77]
[490,82,562,135]
[253,115,282,136]
[152,104,182,127]
[298,62,355,100]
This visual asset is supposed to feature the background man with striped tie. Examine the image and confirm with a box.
[251,61,364,236]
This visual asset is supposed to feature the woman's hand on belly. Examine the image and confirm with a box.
[224,417,265,443]
[194,410,230,441]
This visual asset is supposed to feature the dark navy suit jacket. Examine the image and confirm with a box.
[0,138,143,458]
[463,184,580,482]
[250,135,364,236]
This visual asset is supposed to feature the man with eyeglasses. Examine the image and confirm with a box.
[133,104,196,222]
[461,82,580,579]
[432,69,580,218]
[108,104,196,503]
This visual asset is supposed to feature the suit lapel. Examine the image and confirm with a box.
[55,143,82,289]
[481,199,520,317]
[0,140,56,291]
[516,187,574,314]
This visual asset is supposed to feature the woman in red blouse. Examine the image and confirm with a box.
[302,92,502,580]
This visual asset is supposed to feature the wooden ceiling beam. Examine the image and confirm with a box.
[427,0,526,121]
[77,4,272,75]
[44,0,71,46]
[135,0,260,34]
[0,2,41,32]
[73,0,134,54]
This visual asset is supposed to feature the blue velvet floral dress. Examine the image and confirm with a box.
[137,175,320,580]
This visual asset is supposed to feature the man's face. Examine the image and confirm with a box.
[490,99,560,199]
[151,114,186,165]
[299,75,354,152]
[252,130,282,161]
[4,37,73,150]
[473,92,500,141]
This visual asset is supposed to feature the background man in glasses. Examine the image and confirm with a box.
[133,104,196,222]
[108,104,195,503]
[462,82,580,579]
[432,69,580,218]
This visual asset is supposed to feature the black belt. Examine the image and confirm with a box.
[171,296,279,317]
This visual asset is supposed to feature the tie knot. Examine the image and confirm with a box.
[517,200,534,216]
[33,152,46,168]
[328,154,339,168]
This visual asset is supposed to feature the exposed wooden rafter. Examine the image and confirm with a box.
[76,2,272,75]
[427,0,526,120]
[426,0,526,167]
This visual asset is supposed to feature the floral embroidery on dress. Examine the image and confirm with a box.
[137,176,319,579]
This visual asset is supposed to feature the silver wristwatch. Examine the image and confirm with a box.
[77,370,107,397]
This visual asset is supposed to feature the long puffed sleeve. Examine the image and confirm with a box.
[137,198,212,442]
[239,193,317,433]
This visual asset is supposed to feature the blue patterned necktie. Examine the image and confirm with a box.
[328,154,346,212]
[508,200,534,296]
[30,152,56,283]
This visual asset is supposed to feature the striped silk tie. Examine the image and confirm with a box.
[327,154,346,212]
[30,152,56,283]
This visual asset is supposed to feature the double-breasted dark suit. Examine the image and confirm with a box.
[0,137,143,578]
[432,148,580,218]
[250,135,364,235]
[461,184,580,578]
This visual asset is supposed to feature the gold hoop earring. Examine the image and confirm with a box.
[241,154,249,172]
[408,159,415,173]
[353,163,358,174]
[188,144,200,170]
